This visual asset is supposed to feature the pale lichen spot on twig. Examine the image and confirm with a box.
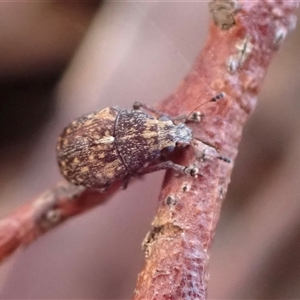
[227,35,254,74]
[39,209,63,231]
[235,36,253,64]
[287,14,298,31]
[242,75,260,94]
[56,181,85,200]
[272,6,298,32]
[273,24,288,47]
[142,223,183,258]
[271,5,298,48]
[273,15,297,48]
[272,7,285,19]
[46,209,62,225]
[32,189,55,210]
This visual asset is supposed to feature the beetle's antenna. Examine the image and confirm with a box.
[186,92,226,122]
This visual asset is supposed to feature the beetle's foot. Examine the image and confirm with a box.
[196,150,209,162]
[184,165,199,178]
[121,175,132,189]
[93,184,110,193]
[100,187,108,193]
[176,141,189,148]
[133,102,142,110]
[187,111,203,123]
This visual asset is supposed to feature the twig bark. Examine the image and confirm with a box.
[133,1,299,299]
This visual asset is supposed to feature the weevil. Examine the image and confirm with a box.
[56,93,229,189]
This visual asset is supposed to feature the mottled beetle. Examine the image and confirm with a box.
[56,93,229,189]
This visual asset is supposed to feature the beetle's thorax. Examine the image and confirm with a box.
[157,119,193,150]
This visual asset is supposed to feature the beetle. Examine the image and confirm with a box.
[56,93,229,189]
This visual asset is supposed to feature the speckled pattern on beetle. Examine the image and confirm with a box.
[56,102,200,189]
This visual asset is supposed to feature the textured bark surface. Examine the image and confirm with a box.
[133,1,299,299]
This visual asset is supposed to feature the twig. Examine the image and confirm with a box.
[0,180,121,264]
[133,1,299,299]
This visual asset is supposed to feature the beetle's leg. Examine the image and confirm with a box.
[136,161,199,178]
[193,142,231,163]
[121,175,132,189]
[91,184,110,193]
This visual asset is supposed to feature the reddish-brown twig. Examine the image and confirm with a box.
[133,1,299,299]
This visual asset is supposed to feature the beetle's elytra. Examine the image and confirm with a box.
[57,95,228,189]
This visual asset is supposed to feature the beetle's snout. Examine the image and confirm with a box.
[175,123,193,145]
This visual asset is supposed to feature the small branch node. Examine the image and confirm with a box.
[209,0,240,30]
[165,195,178,207]
[181,183,191,193]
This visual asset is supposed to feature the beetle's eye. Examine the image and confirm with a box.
[159,115,170,121]
[176,141,189,148]
[165,146,175,152]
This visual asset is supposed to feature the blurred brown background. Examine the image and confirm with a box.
[0,2,299,299]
